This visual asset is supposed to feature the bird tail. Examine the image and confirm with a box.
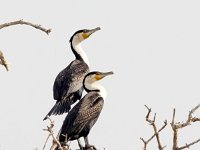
[43,91,83,120]
[43,100,71,120]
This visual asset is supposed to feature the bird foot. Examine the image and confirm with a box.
[78,144,84,150]
[61,142,70,150]
[62,145,70,150]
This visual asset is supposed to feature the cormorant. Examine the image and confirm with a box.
[57,71,114,150]
[43,27,101,120]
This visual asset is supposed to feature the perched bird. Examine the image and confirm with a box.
[44,27,101,120]
[0,50,9,71]
[57,71,114,150]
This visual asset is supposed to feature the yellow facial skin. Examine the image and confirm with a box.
[81,27,101,40]
[82,33,90,39]
[95,72,114,81]
[95,74,103,81]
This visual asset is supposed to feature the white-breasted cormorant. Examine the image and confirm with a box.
[57,71,113,150]
[43,27,101,120]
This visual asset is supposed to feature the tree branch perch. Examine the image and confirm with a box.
[43,117,64,150]
[0,19,51,35]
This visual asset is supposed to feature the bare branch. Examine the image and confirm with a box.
[171,108,176,128]
[175,104,200,129]
[0,50,9,71]
[171,109,178,150]
[145,105,151,120]
[140,137,147,150]
[43,134,50,150]
[0,19,51,35]
[178,138,200,150]
[141,105,167,150]
[171,104,200,150]
[43,117,64,150]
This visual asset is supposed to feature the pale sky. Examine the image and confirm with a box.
[1,0,200,150]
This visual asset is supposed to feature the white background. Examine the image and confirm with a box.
[0,0,200,150]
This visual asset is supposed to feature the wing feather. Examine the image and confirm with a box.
[59,92,104,139]
[53,60,89,101]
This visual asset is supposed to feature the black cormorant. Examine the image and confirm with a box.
[57,71,113,149]
[43,27,101,120]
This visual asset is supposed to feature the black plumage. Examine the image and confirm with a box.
[44,60,89,119]
[59,92,104,142]
[57,71,113,149]
[43,27,100,120]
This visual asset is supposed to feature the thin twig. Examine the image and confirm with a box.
[147,121,167,147]
[176,104,200,129]
[43,117,63,150]
[141,105,167,150]
[0,19,51,35]
[43,134,50,150]
[171,104,200,150]
[178,138,200,150]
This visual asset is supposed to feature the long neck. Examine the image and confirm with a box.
[85,82,107,99]
[71,41,89,66]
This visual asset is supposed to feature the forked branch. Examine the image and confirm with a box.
[171,104,200,150]
[140,105,167,150]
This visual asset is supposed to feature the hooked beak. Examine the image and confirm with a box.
[82,27,101,40]
[102,71,114,77]
[87,27,101,36]
[95,71,114,80]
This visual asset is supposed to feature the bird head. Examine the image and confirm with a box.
[83,71,114,91]
[69,27,101,44]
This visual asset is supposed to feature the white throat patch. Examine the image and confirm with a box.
[72,37,90,66]
[85,82,107,99]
